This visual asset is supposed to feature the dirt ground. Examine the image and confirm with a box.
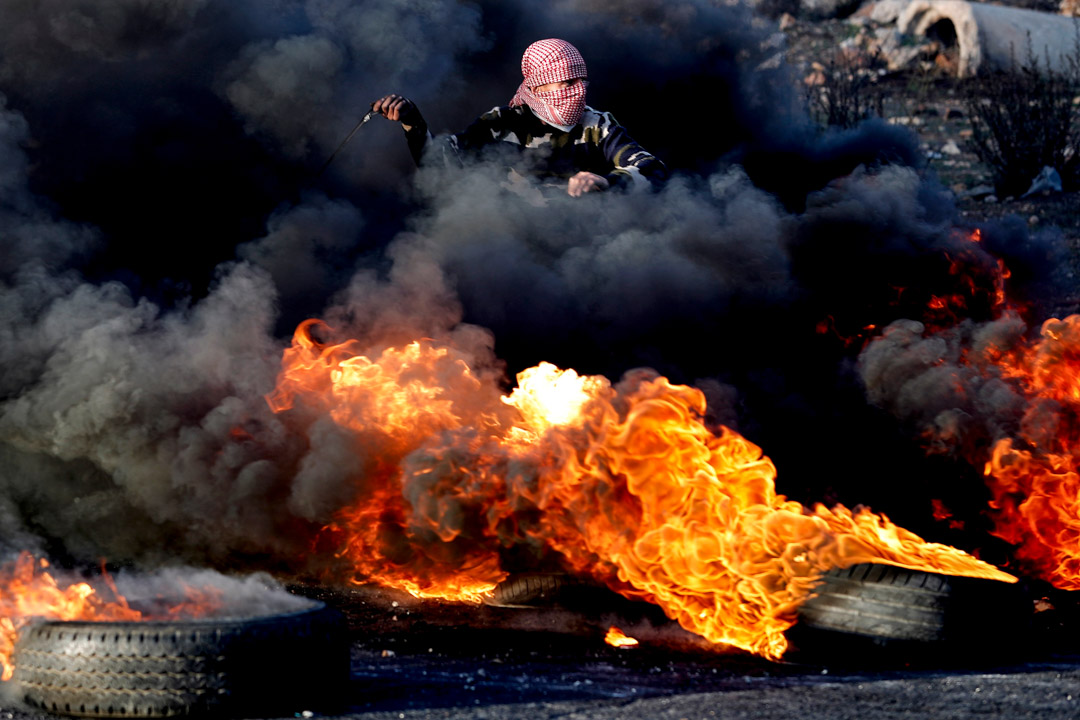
[782,11,1080,252]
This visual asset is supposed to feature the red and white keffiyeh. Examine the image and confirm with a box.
[509,39,588,131]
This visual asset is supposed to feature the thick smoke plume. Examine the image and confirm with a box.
[0,0,1070,583]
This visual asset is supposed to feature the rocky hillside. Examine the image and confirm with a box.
[778,0,1080,255]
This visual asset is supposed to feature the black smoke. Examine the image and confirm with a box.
[0,0,1069,576]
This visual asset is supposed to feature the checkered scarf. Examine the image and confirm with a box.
[509,39,588,132]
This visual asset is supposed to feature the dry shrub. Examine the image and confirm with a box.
[806,50,887,130]
[964,36,1080,197]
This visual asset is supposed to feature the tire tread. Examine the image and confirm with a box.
[795,562,1023,647]
[13,603,347,718]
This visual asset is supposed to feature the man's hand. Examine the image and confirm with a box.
[568,171,610,197]
[371,94,421,130]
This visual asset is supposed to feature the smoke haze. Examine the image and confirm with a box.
[0,0,1069,580]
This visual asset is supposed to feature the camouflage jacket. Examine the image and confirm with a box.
[405,104,667,191]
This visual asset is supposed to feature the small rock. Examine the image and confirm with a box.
[1022,166,1063,198]
[801,0,864,20]
[760,32,785,52]
[941,140,961,155]
[985,195,999,204]
[778,12,796,30]
[757,53,784,71]
[859,0,908,23]
[885,44,921,71]
[960,184,994,198]
[1029,215,1040,225]
[873,27,902,55]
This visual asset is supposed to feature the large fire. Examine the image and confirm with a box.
[858,227,1080,591]
[269,320,1013,660]
[0,552,223,681]
[960,315,1080,589]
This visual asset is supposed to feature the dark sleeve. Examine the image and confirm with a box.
[597,117,668,191]
[404,107,514,168]
[403,119,431,166]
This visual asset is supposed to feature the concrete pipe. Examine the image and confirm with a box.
[865,0,1080,77]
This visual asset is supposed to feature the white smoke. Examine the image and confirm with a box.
[113,565,314,618]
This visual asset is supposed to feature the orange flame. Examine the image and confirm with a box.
[920,230,1014,333]
[604,626,639,647]
[977,316,1080,588]
[866,303,1080,590]
[0,552,224,681]
[0,553,141,681]
[269,322,1013,659]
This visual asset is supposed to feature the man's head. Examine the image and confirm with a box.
[510,39,588,131]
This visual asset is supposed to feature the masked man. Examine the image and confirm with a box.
[372,38,667,197]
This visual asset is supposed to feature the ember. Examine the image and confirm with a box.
[269,320,1014,660]
[604,626,639,647]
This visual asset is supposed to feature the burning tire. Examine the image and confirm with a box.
[789,563,1028,659]
[13,600,348,718]
[486,573,573,608]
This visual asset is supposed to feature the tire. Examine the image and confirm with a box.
[486,573,572,608]
[13,601,348,718]
[789,563,1029,661]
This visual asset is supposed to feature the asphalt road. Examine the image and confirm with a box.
[349,660,1080,720]
[3,583,1079,719]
